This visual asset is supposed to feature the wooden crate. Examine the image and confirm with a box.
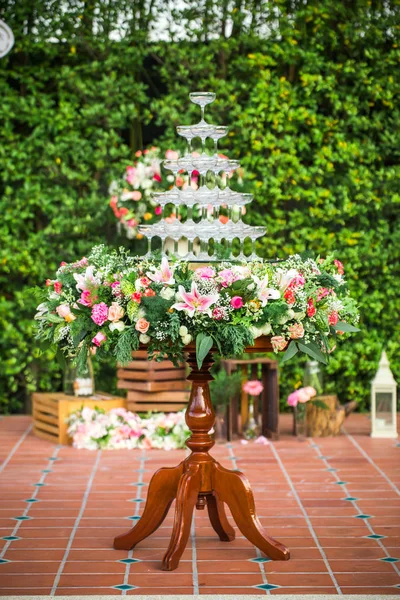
[32,392,127,445]
[118,351,190,413]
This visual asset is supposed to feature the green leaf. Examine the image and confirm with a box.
[297,341,327,365]
[47,314,64,324]
[281,340,298,363]
[333,321,360,333]
[196,333,213,370]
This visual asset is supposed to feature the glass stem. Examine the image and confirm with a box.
[173,239,179,255]
[147,237,152,255]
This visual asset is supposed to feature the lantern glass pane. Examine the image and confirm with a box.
[375,392,393,430]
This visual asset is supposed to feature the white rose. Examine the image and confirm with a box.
[182,334,192,345]
[247,283,255,291]
[109,321,125,332]
[261,323,272,335]
[249,326,263,338]
[139,334,150,344]
[161,287,175,300]
[179,325,188,337]
[287,309,295,319]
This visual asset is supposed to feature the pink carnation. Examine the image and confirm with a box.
[91,302,109,326]
[92,331,106,347]
[271,336,288,352]
[288,323,304,339]
[242,380,264,396]
[230,296,244,309]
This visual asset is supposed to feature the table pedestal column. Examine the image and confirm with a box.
[114,349,290,571]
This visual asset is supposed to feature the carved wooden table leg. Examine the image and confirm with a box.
[113,346,290,570]
[114,463,183,550]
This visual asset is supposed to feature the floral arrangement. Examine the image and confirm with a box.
[67,406,190,450]
[287,386,317,407]
[109,147,180,239]
[34,246,359,371]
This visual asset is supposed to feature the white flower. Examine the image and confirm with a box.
[160,287,175,300]
[109,321,125,332]
[179,326,188,337]
[34,303,48,319]
[182,334,192,345]
[274,268,299,291]
[139,333,150,344]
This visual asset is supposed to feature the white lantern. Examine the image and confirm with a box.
[371,351,398,438]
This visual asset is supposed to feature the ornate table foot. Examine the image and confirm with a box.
[113,462,184,550]
[162,463,201,571]
[207,492,235,542]
[213,463,290,561]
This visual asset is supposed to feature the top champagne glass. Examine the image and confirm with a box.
[189,91,216,125]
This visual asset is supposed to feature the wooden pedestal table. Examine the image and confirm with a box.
[114,337,290,571]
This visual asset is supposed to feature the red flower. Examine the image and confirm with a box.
[131,292,142,304]
[307,298,316,317]
[54,281,62,294]
[284,289,296,305]
[144,288,156,297]
[328,311,339,326]
[60,261,67,267]
[153,173,162,182]
[334,259,344,275]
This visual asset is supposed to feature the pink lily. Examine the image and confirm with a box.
[172,282,218,317]
[73,266,100,292]
[253,275,280,307]
[147,257,175,285]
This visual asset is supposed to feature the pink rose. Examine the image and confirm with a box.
[165,149,179,160]
[132,191,142,201]
[242,380,264,396]
[154,206,162,215]
[92,331,106,347]
[288,323,305,339]
[219,268,240,288]
[271,336,288,352]
[230,296,244,309]
[135,318,150,334]
[91,302,109,326]
[108,302,124,322]
[56,304,71,318]
[196,266,215,279]
[79,289,97,307]
[287,391,300,407]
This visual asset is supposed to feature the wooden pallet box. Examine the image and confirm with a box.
[32,392,127,445]
[117,350,190,413]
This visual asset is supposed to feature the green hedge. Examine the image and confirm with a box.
[1,1,399,412]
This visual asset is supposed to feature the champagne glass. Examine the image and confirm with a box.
[210,125,229,154]
[189,91,216,125]
[176,126,196,154]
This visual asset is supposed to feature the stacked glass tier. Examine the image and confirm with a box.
[138,92,265,261]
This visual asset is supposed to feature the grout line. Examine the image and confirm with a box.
[191,513,199,594]
[0,444,60,559]
[343,428,400,496]
[269,441,343,595]
[226,445,270,595]
[308,437,400,578]
[49,450,102,596]
[0,423,33,473]
[121,448,146,595]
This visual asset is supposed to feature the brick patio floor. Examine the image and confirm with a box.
[0,413,399,596]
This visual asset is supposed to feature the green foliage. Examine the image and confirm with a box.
[114,326,140,365]
[1,0,399,411]
[210,368,242,408]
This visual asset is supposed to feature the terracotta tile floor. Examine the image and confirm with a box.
[0,413,399,596]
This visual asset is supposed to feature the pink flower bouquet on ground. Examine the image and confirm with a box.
[67,407,190,450]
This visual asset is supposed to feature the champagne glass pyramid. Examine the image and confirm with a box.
[138,92,265,261]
